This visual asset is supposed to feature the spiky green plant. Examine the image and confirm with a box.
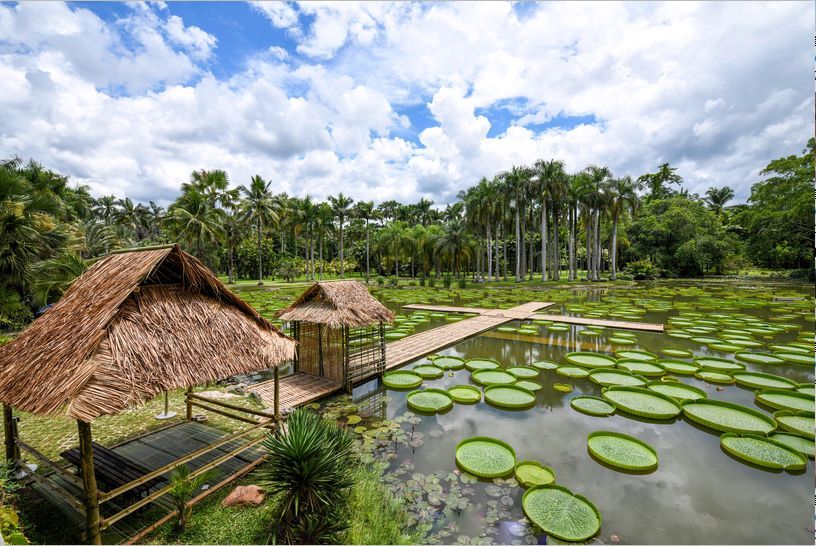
[168,464,216,533]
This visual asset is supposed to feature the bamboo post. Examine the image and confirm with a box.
[3,404,19,467]
[77,420,101,545]
[343,326,351,394]
[185,387,193,420]
[317,324,324,377]
[378,322,386,376]
[273,365,280,422]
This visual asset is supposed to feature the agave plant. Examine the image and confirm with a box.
[167,464,216,534]
[258,409,356,543]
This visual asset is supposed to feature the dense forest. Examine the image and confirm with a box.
[0,139,812,331]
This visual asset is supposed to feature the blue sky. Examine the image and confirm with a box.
[0,1,810,205]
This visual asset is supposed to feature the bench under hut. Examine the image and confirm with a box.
[277,280,394,393]
[0,244,295,544]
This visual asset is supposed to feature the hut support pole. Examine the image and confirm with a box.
[343,326,350,394]
[317,325,324,377]
[378,323,386,376]
[3,404,19,467]
[273,365,280,422]
[186,387,194,420]
[77,420,101,545]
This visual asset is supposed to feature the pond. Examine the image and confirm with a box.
[315,281,814,545]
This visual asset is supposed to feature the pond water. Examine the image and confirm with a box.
[316,281,814,545]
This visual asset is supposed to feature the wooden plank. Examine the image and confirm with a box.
[528,313,664,332]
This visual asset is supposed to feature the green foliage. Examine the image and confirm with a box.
[1,463,28,545]
[275,259,299,282]
[168,464,217,533]
[375,275,385,285]
[618,258,658,280]
[442,275,452,288]
[258,409,356,544]
[457,277,466,288]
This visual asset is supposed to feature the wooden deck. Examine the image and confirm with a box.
[528,313,665,332]
[28,421,265,544]
[250,372,340,411]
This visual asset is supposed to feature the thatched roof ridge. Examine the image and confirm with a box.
[277,280,394,328]
[0,245,295,421]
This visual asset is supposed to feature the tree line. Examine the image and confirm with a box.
[0,139,812,330]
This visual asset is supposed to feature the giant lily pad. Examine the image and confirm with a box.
[646,381,707,402]
[681,399,776,434]
[565,352,617,369]
[448,385,482,404]
[465,358,500,371]
[556,366,590,379]
[661,348,693,358]
[774,352,813,365]
[514,380,543,392]
[616,360,666,377]
[507,366,540,379]
[484,385,536,409]
[694,370,735,384]
[587,431,658,472]
[731,372,798,390]
[754,389,815,412]
[553,383,573,393]
[615,350,657,362]
[471,369,517,386]
[531,360,559,370]
[774,410,814,439]
[406,388,453,413]
[601,386,682,419]
[694,357,744,373]
[588,369,647,387]
[796,383,815,396]
[768,433,814,458]
[657,359,700,375]
[571,396,616,416]
[412,364,444,379]
[382,371,424,389]
[455,437,515,478]
[515,461,556,487]
[433,355,466,370]
[734,352,785,365]
[522,485,601,542]
[720,433,806,470]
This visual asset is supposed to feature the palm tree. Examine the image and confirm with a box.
[30,253,88,306]
[606,175,640,280]
[239,175,278,285]
[166,189,225,260]
[376,221,410,277]
[583,165,612,281]
[328,193,354,278]
[705,186,734,217]
[93,195,117,227]
[352,201,376,283]
[435,220,472,278]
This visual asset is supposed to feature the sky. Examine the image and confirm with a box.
[0,1,811,206]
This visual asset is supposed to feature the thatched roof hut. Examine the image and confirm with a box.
[0,245,295,422]
[277,280,394,328]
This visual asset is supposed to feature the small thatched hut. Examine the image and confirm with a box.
[0,244,295,544]
[277,280,393,392]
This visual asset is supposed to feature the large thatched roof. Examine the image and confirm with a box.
[277,280,394,328]
[0,245,295,422]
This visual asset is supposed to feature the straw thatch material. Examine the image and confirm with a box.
[0,245,295,421]
[277,280,394,328]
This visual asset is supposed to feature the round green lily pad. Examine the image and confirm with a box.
[769,344,811,355]
[694,357,744,373]
[448,385,482,404]
[345,415,361,425]
[661,348,693,358]
[465,358,500,371]
[406,388,453,413]
[382,371,424,389]
[617,360,666,377]
[531,360,560,370]
[768,433,814,458]
[484,385,536,409]
[522,485,601,542]
[433,355,465,370]
[795,383,814,396]
[556,366,590,379]
[775,352,813,365]
[609,337,636,345]
[547,324,570,332]
[496,326,518,333]
[385,331,409,340]
[658,359,700,375]
[615,350,657,362]
[471,369,517,386]
[694,371,735,384]
[565,352,617,369]
[734,352,785,365]
[507,366,540,379]
[646,381,707,402]
[754,389,815,412]
[412,364,444,379]
[587,431,658,472]
[588,369,647,387]
[773,410,814,439]
[515,461,556,487]
[682,399,777,434]
[731,372,798,390]
[720,433,806,470]
[570,396,616,416]
[514,380,543,392]
[553,383,573,393]
[455,437,516,478]
[601,386,682,419]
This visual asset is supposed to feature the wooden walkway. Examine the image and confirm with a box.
[250,372,339,411]
[528,313,665,332]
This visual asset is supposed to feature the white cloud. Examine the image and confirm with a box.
[165,15,217,60]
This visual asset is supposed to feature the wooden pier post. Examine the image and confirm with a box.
[77,420,101,545]
[185,387,193,420]
[273,365,280,422]
[3,404,19,467]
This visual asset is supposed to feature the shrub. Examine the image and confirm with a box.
[620,258,658,280]
[428,277,436,287]
[457,278,466,289]
[442,276,452,289]
[376,276,385,285]
[258,409,356,544]
[418,276,426,287]
[1,463,28,545]
[387,276,399,287]
[276,259,299,282]
[168,465,217,533]
[408,280,416,287]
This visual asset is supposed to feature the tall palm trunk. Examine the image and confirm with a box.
[610,213,618,280]
[365,220,370,283]
[567,206,575,281]
[256,217,263,285]
[593,209,601,280]
[552,210,561,280]
[319,234,324,280]
[486,224,493,281]
[502,225,508,281]
[540,199,548,281]
[339,220,345,278]
[585,211,591,280]
[514,200,521,282]
[495,222,500,281]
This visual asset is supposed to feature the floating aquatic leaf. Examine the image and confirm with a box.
[588,369,646,387]
[406,388,453,413]
[455,437,516,478]
[601,386,682,419]
[682,399,776,434]
[531,360,559,370]
[556,366,590,379]
[646,381,707,402]
[795,383,815,396]
[565,352,617,369]
[522,485,601,542]
[553,383,573,393]
[616,360,666,377]
[484,385,537,409]
[570,396,616,417]
[773,410,815,439]
[413,364,445,379]
[615,350,657,362]
[754,389,815,412]
[507,366,540,378]
[435,355,466,370]
[660,348,693,358]
[609,337,636,345]
[658,359,700,375]
[768,433,814,458]
[448,384,482,404]
[515,461,556,487]
[734,352,785,365]
[472,369,517,386]
[547,324,570,332]
[720,433,806,470]
[731,372,797,390]
[465,358,501,371]
[694,357,744,373]
[774,352,812,365]
[587,431,658,472]
[345,415,362,425]
[382,371,424,389]
[514,380,543,392]
[694,370,735,384]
